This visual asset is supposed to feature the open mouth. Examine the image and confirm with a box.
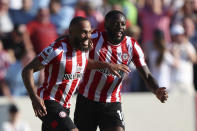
[115,31,123,38]
[81,39,89,47]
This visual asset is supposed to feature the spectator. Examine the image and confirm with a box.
[138,0,171,45]
[183,16,197,49]
[0,40,13,96]
[183,16,197,90]
[0,0,14,37]
[183,16,195,39]
[9,0,35,25]
[49,0,74,36]
[82,1,104,29]
[0,46,40,97]
[73,1,87,26]
[2,25,34,56]
[98,0,112,16]
[170,24,197,95]
[171,0,197,25]
[9,0,22,10]
[29,0,50,16]
[61,0,78,7]
[1,104,31,131]
[125,25,141,41]
[148,29,178,91]
[26,8,58,54]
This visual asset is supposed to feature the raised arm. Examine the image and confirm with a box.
[87,59,131,78]
[22,57,47,117]
[137,66,168,103]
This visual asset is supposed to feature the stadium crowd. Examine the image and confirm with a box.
[0,0,196,98]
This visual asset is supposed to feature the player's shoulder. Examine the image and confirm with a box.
[51,41,63,50]
[125,36,137,41]
[40,40,64,56]
[124,36,138,45]
[53,36,69,49]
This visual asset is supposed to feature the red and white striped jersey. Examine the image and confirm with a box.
[37,38,88,108]
[78,31,146,103]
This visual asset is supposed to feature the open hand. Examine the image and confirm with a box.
[108,64,131,78]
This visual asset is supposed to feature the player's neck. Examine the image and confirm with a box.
[104,32,120,45]
[68,36,77,50]
[106,35,122,45]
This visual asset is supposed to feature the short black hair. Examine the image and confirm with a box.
[105,10,126,22]
[9,104,18,113]
[69,16,88,31]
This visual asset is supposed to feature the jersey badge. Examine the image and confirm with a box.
[122,53,129,61]
[59,111,67,118]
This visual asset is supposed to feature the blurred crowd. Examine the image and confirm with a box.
[0,0,196,98]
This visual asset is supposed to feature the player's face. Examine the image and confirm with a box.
[105,14,126,44]
[72,20,92,51]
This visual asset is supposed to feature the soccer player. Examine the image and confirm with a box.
[74,10,168,131]
[21,17,130,131]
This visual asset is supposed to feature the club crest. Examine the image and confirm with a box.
[122,53,129,61]
[59,111,67,118]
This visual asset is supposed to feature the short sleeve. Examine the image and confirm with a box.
[132,40,146,67]
[38,42,62,65]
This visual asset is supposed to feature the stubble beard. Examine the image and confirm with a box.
[107,29,125,44]
[74,38,92,51]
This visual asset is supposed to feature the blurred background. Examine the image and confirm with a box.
[0,0,197,130]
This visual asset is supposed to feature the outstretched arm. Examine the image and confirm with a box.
[22,57,47,117]
[137,66,168,103]
[87,59,131,78]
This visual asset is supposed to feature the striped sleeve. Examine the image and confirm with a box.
[38,42,63,65]
[131,39,146,67]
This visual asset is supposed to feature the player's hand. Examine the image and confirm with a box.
[30,95,47,117]
[108,64,131,78]
[155,87,168,103]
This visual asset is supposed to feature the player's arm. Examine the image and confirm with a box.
[137,66,168,103]
[22,57,47,117]
[131,39,168,103]
[87,59,131,78]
